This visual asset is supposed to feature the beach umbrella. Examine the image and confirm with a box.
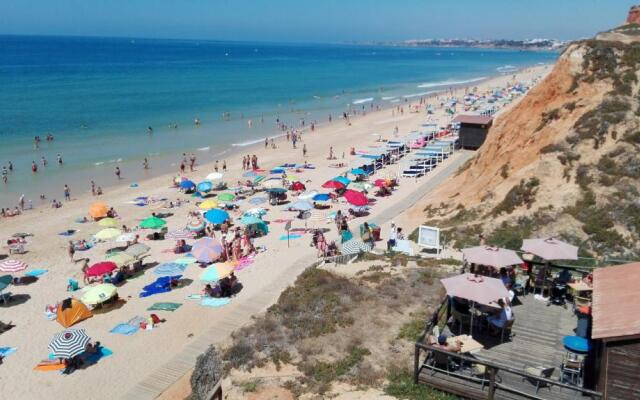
[89,202,109,219]
[298,190,318,200]
[106,252,135,267]
[95,228,122,241]
[343,190,369,206]
[240,215,269,234]
[56,298,92,328]
[179,180,196,190]
[332,176,351,186]
[49,328,91,359]
[192,237,224,263]
[244,207,267,217]
[262,179,284,189]
[186,219,206,232]
[0,275,13,292]
[243,171,257,178]
[440,273,509,306]
[204,209,230,224]
[98,218,118,228]
[154,262,187,276]
[290,181,306,191]
[115,232,136,243]
[312,193,331,202]
[341,239,373,255]
[206,172,224,181]
[174,257,197,265]
[217,193,236,202]
[374,178,391,187]
[350,168,366,176]
[521,238,578,261]
[0,259,28,273]
[139,216,166,229]
[197,181,214,193]
[249,196,267,205]
[85,262,117,277]
[200,263,234,282]
[350,182,373,191]
[124,243,150,259]
[81,284,117,305]
[322,180,345,190]
[199,199,219,210]
[166,229,196,240]
[285,174,300,182]
[462,246,523,269]
[289,200,314,211]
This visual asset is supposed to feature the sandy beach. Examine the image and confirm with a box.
[0,65,548,400]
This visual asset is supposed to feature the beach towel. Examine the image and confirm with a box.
[34,361,66,371]
[83,346,113,364]
[110,323,139,336]
[139,275,181,298]
[186,294,203,300]
[25,269,48,277]
[0,347,16,358]
[279,234,302,240]
[147,302,182,312]
[234,257,254,272]
[200,298,231,308]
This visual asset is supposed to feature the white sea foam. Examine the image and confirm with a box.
[381,96,397,101]
[94,161,104,166]
[352,97,374,105]
[497,65,518,73]
[197,146,210,152]
[402,91,437,99]
[417,76,487,88]
[232,133,287,147]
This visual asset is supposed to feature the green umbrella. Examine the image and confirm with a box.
[217,193,236,202]
[139,216,166,229]
[0,275,12,292]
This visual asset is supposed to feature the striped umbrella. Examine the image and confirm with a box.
[154,262,187,276]
[187,219,206,232]
[166,229,196,240]
[340,239,373,255]
[199,263,234,282]
[48,328,91,359]
[0,259,28,273]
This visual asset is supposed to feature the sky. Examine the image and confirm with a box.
[0,0,636,43]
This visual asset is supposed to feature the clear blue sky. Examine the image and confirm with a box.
[0,0,635,42]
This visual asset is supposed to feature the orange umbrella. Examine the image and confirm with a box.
[89,202,109,219]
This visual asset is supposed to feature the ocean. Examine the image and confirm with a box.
[0,35,558,207]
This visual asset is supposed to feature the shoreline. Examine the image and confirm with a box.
[0,63,546,213]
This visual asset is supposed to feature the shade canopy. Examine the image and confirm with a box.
[312,193,331,202]
[440,273,509,306]
[521,238,578,261]
[186,219,206,232]
[290,181,306,191]
[321,180,345,190]
[289,200,313,211]
[106,252,135,267]
[206,172,224,181]
[179,180,196,190]
[97,218,118,227]
[56,298,92,328]
[341,239,373,255]
[217,193,236,202]
[49,328,91,359]
[95,228,122,240]
[197,181,214,193]
[81,284,118,305]
[154,262,187,276]
[462,246,523,268]
[124,243,150,258]
[332,176,351,186]
[199,199,219,210]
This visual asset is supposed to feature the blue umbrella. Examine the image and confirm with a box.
[197,181,214,193]
[240,215,269,234]
[249,197,267,205]
[312,193,331,202]
[242,171,257,178]
[180,180,196,190]
[290,200,313,211]
[204,209,230,224]
[332,176,351,186]
[270,168,285,174]
[154,263,187,276]
[350,168,366,176]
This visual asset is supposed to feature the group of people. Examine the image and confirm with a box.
[202,272,239,298]
[241,154,259,170]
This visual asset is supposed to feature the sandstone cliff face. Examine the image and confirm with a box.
[627,5,640,25]
[420,39,640,258]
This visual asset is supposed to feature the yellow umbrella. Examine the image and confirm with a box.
[98,218,118,227]
[95,228,122,240]
[81,284,117,305]
[199,199,219,210]
[107,252,134,267]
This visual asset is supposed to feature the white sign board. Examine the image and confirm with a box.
[417,225,440,249]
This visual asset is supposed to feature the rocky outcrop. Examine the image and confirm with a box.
[626,5,640,24]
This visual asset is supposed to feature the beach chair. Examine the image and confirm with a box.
[9,244,26,254]
[522,366,555,394]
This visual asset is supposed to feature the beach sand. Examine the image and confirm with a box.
[0,66,547,400]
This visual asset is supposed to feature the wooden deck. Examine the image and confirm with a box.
[416,295,600,400]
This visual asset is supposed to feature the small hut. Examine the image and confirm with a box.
[453,115,493,149]
[591,262,640,400]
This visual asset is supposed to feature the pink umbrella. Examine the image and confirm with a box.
[322,180,345,190]
[343,189,369,206]
[440,273,509,306]
[191,237,224,263]
[462,246,522,269]
[85,261,117,277]
[0,259,28,273]
[521,238,578,261]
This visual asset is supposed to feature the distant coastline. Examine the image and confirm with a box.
[353,38,568,51]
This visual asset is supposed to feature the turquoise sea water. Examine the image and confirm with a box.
[0,35,558,207]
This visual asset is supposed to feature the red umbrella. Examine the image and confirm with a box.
[374,179,390,187]
[290,181,306,191]
[85,261,117,277]
[343,189,369,206]
[322,180,345,190]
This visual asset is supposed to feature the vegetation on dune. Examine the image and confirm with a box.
[491,177,540,216]
[384,367,458,400]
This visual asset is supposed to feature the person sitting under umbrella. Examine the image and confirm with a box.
[427,334,462,353]
[488,298,513,334]
[220,272,238,297]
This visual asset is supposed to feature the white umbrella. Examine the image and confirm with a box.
[206,172,224,181]
[521,238,578,261]
[115,233,136,243]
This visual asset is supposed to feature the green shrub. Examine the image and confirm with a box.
[397,313,427,342]
[540,143,565,154]
[305,346,371,384]
[384,367,457,400]
[491,178,540,215]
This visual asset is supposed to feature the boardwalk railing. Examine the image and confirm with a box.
[413,296,603,400]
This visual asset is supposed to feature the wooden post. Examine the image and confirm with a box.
[488,367,496,400]
[414,345,420,384]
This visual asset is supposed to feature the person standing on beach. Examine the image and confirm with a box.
[303,144,307,157]
[189,154,196,171]
[214,160,219,172]
[19,194,25,210]
[63,184,70,201]
[264,138,268,148]
[91,181,96,196]
[115,166,121,179]
[31,161,38,173]
[180,161,186,174]
[222,160,227,172]
[57,154,63,165]
[143,158,150,170]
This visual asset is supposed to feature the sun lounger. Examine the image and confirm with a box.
[402,170,424,178]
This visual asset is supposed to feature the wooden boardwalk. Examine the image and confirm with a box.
[418,295,592,400]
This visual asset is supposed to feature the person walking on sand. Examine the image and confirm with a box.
[63,184,71,201]
[68,241,75,262]
[19,194,25,210]
[91,181,96,196]
[264,137,269,148]
[214,160,219,172]
[115,166,121,179]
[328,146,334,160]
[303,144,307,157]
